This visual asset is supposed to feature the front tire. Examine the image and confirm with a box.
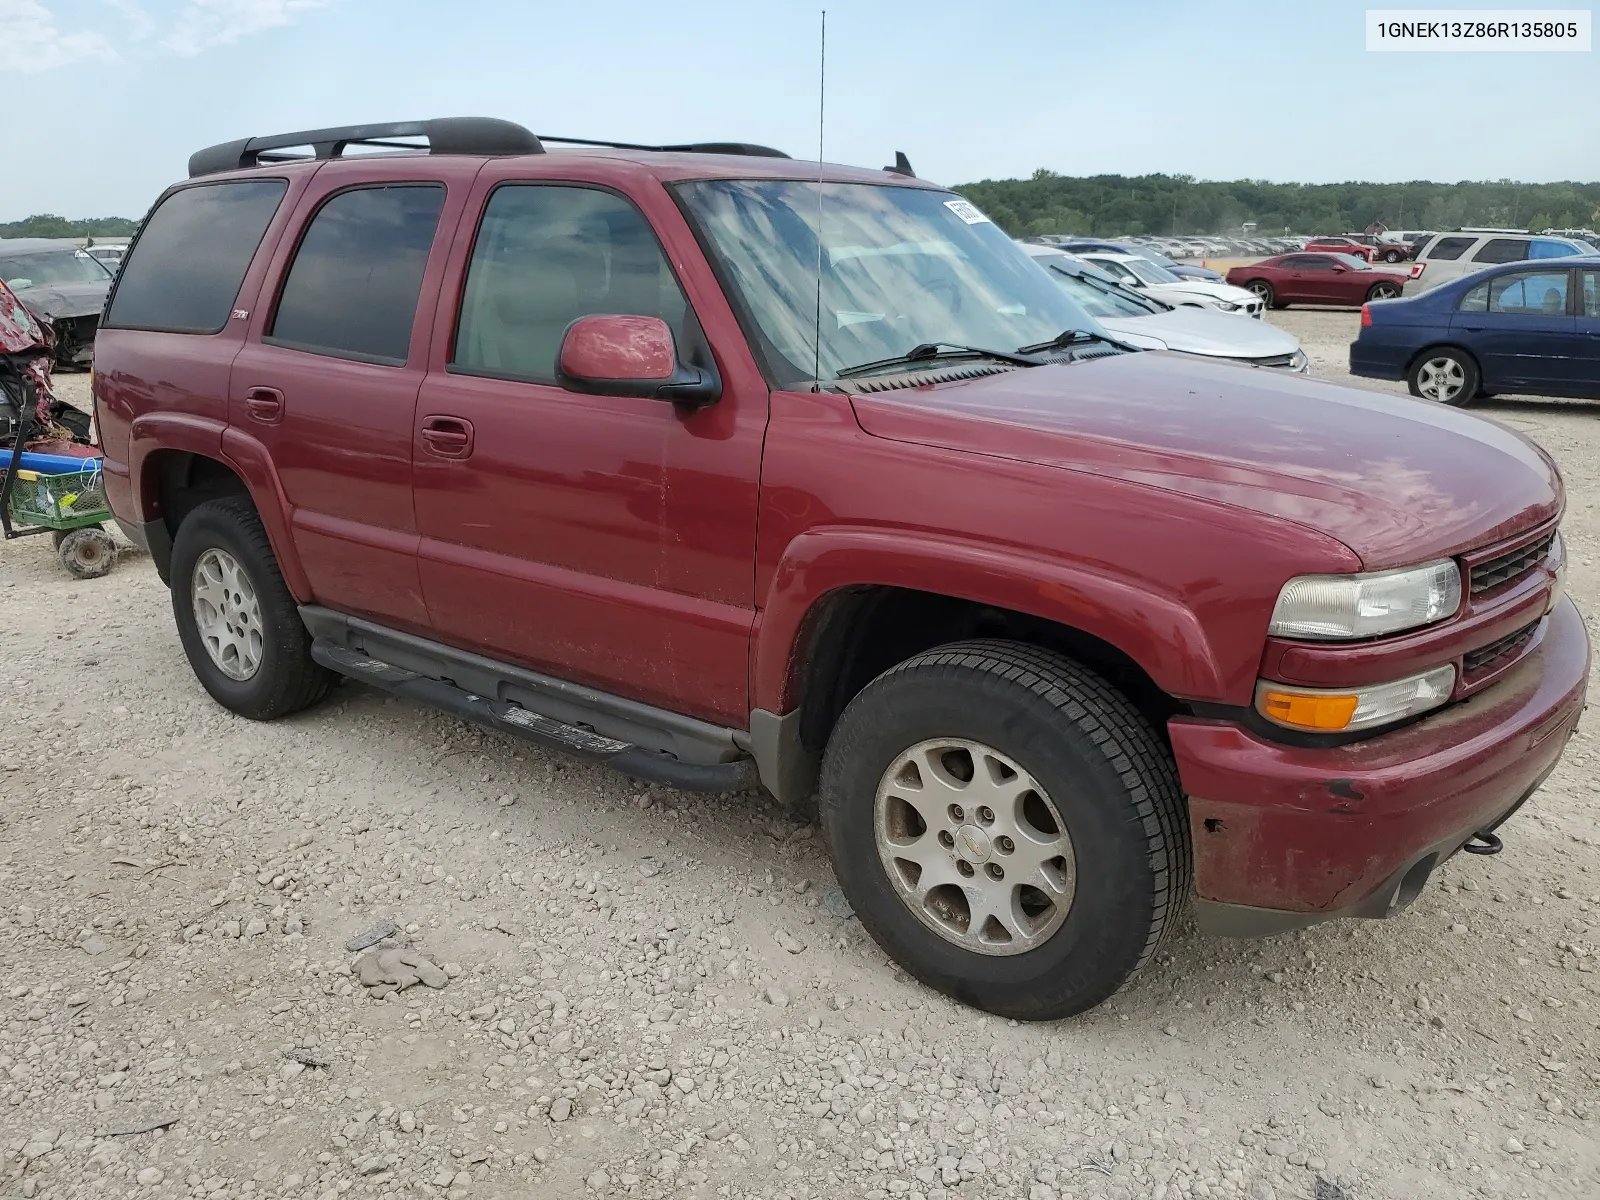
[1407,347,1479,406]
[1366,282,1401,302]
[1380,248,1405,263]
[170,496,334,720]
[818,640,1190,1020]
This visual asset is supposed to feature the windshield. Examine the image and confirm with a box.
[1038,260,1163,317]
[676,180,1107,383]
[0,249,112,289]
[1122,257,1181,285]
[1135,249,1179,268]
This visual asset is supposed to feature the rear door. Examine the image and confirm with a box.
[410,166,768,725]
[1453,267,1577,390]
[228,163,473,631]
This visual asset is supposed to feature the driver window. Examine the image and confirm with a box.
[452,184,694,383]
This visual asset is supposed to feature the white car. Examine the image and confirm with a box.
[1075,251,1265,317]
[1021,247,1307,371]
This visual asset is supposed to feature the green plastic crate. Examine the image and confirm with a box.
[6,466,109,531]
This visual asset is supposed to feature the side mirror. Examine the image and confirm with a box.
[1331,263,1348,272]
[557,314,721,406]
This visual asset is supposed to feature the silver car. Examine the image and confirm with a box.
[1405,231,1598,295]
[1021,247,1308,372]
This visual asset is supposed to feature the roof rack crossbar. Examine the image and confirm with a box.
[537,135,790,159]
[188,118,544,178]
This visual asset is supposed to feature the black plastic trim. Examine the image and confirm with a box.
[189,118,544,177]
[310,641,752,792]
[299,607,746,769]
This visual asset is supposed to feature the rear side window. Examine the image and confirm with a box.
[1486,270,1569,315]
[269,184,445,365]
[1585,271,1600,318]
[1472,238,1530,264]
[1425,236,1475,261]
[1459,281,1489,312]
[452,184,692,384]
[105,180,287,333]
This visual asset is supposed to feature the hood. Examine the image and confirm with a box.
[849,352,1560,570]
[15,280,109,322]
[1097,308,1299,358]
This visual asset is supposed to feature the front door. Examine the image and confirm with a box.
[230,172,468,630]
[1453,267,1578,391]
[411,174,767,726]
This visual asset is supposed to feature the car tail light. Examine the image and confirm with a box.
[1360,304,1372,327]
[1409,263,1425,279]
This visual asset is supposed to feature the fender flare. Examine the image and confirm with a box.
[752,527,1226,713]
[125,413,311,600]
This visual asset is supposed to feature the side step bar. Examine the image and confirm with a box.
[310,641,756,793]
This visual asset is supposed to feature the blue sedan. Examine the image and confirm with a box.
[1350,256,1600,405]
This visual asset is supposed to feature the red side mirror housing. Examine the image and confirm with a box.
[557,314,720,405]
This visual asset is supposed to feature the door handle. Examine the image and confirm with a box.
[244,386,284,424]
[1461,325,1485,332]
[420,415,474,459]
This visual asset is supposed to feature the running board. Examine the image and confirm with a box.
[310,641,756,793]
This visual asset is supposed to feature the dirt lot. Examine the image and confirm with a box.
[2,326,1597,1200]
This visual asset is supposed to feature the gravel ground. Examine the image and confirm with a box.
[1,346,1596,1200]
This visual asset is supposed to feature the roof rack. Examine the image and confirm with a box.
[535,136,790,159]
[188,118,544,178]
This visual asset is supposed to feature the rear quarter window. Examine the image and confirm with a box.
[1425,236,1475,262]
[104,180,288,333]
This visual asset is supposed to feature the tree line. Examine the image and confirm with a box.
[952,172,1600,238]
[1,214,141,240]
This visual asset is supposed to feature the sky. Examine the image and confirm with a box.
[4,0,1598,219]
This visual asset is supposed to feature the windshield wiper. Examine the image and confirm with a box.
[1016,329,1122,354]
[836,342,1043,379]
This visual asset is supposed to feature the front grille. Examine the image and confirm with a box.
[1245,352,1297,368]
[1463,620,1540,677]
[1470,532,1554,596]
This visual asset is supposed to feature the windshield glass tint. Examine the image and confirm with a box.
[0,250,110,288]
[1333,254,1371,270]
[676,180,1104,383]
[1124,258,1179,285]
[1041,263,1159,317]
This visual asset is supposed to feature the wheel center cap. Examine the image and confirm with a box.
[955,824,992,864]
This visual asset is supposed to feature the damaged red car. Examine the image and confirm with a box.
[93,118,1588,1019]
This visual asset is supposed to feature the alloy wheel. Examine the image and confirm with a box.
[192,548,264,680]
[874,738,1076,956]
[1415,356,1467,403]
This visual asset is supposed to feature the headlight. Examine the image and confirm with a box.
[1256,665,1456,733]
[1269,560,1461,640]
[1213,300,1240,311]
[1287,350,1308,371]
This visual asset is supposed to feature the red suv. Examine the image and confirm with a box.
[94,118,1588,1020]
[1304,236,1377,262]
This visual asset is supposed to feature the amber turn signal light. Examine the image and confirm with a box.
[1258,689,1360,731]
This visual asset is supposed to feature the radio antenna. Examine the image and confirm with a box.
[812,9,826,392]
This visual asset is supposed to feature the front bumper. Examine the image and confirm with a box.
[1170,596,1589,935]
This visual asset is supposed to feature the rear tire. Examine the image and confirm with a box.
[1245,280,1274,306]
[170,496,333,720]
[1407,347,1479,406]
[818,640,1190,1020]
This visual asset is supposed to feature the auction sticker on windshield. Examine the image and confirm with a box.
[944,199,991,224]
